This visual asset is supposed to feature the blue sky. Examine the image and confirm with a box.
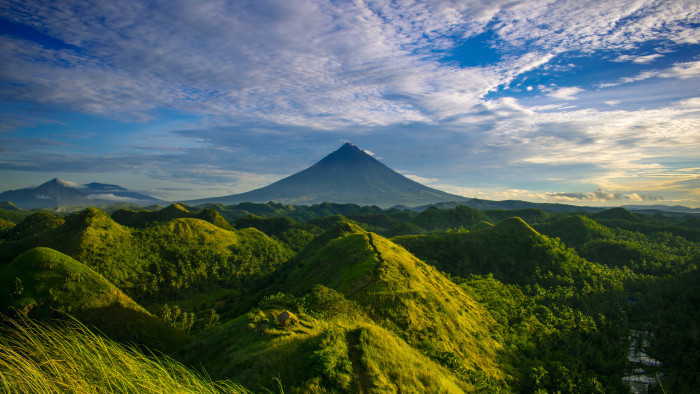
[1,0,699,207]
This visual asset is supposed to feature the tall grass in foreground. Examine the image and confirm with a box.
[0,316,247,393]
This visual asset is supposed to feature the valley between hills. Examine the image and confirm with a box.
[1,200,698,393]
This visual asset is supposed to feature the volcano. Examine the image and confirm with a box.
[188,142,468,208]
[0,178,165,209]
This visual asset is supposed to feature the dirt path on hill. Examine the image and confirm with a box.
[347,233,384,298]
[346,328,371,393]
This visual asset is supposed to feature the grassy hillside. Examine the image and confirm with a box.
[180,222,512,391]
[413,205,490,231]
[0,208,147,289]
[534,215,615,249]
[2,203,697,392]
[0,208,294,306]
[272,222,510,388]
[590,207,700,242]
[535,214,699,276]
[198,201,386,224]
[111,203,232,229]
[182,287,474,393]
[394,217,624,295]
[393,217,635,391]
[0,218,15,235]
[0,203,33,224]
[4,212,64,240]
[142,218,293,293]
[0,247,189,352]
[234,214,317,252]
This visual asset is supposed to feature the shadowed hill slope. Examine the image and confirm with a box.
[111,203,231,229]
[394,217,623,293]
[4,212,64,240]
[534,214,615,249]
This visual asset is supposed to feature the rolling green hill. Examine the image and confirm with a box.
[535,213,699,276]
[1,208,294,307]
[394,218,636,391]
[277,222,509,386]
[413,205,490,231]
[394,217,624,295]
[0,218,15,235]
[5,212,64,240]
[534,214,615,249]
[111,203,232,229]
[233,214,317,252]
[0,247,189,352]
[1,203,697,392]
[181,298,473,392]
[140,217,294,297]
[180,222,512,391]
[0,208,146,290]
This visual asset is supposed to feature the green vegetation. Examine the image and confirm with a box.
[0,218,15,236]
[0,202,32,224]
[0,247,190,352]
[413,205,490,231]
[0,208,293,306]
[1,247,145,315]
[234,214,317,252]
[0,316,245,393]
[0,203,697,392]
[137,218,293,302]
[111,203,233,230]
[393,218,633,391]
[182,286,474,393]
[4,212,64,240]
[274,222,509,389]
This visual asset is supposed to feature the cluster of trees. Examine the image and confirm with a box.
[0,207,294,310]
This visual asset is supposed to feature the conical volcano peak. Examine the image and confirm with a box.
[186,143,469,208]
[340,141,360,151]
[324,142,369,159]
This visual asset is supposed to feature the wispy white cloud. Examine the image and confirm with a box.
[546,188,663,202]
[399,172,440,185]
[1,0,697,127]
[599,60,700,88]
[613,54,664,64]
[1,0,699,205]
[547,86,584,101]
[363,149,382,159]
[491,0,700,52]
[84,193,148,203]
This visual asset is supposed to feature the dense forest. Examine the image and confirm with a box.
[1,201,698,392]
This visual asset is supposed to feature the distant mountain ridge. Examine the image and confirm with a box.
[0,178,164,209]
[622,204,700,214]
[187,142,469,208]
